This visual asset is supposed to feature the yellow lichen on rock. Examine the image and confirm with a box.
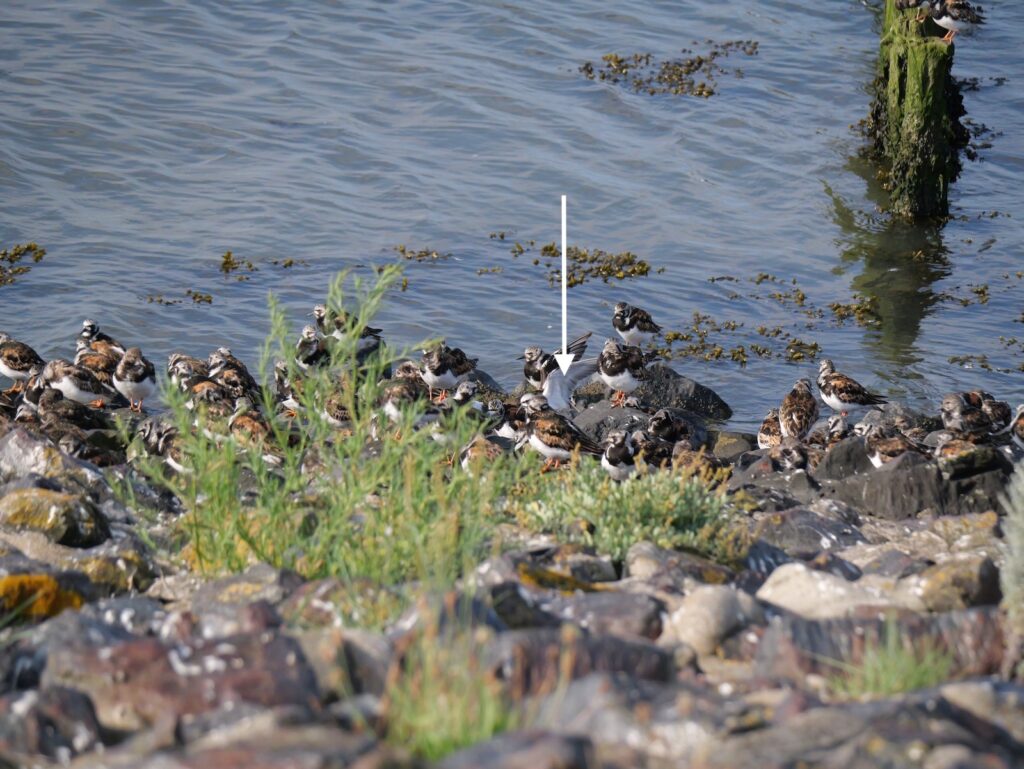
[0,573,84,619]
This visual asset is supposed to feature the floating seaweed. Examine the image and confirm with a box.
[580,40,758,99]
[538,243,657,288]
[394,245,451,262]
[0,242,46,288]
[220,250,257,280]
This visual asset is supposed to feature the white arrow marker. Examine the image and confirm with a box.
[553,195,574,376]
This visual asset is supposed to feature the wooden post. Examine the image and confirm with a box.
[866,0,968,219]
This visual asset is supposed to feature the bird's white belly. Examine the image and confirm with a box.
[0,360,29,381]
[114,376,155,403]
[421,369,459,390]
[601,371,639,393]
[602,454,635,481]
[529,434,572,460]
[55,377,105,405]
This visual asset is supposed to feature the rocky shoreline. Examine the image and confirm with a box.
[0,339,1022,768]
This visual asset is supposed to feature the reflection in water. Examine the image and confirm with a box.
[827,154,951,368]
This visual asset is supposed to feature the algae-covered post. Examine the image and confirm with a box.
[867,0,968,219]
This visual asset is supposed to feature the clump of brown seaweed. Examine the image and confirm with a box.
[0,242,46,287]
[580,40,758,99]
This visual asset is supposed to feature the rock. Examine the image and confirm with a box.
[751,507,866,557]
[824,450,1010,520]
[292,627,392,698]
[662,585,763,655]
[754,607,1005,681]
[634,364,732,421]
[489,582,565,630]
[390,591,506,641]
[89,723,405,769]
[0,550,97,622]
[0,524,158,595]
[81,596,168,636]
[571,402,650,445]
[0,487,110,547]
[0,429,109,499]
[730,466,825,507]
[439,731,595,769]
[574,364,731,421]
[814,436,874,481]
[756,563,917,618]
[190,563,304,613]
[0,687,101,762]
[536,591,665,640]
[905,553,1001,612]
[484,628,676,697]
[42,630,322,732]
[940,680,1024,744]
[624,541,734,588]
[711,431,755,462]
[276,578,352,630]
[2,613,135,692]
[476,547,617,588]
[534,673,728,764]
[704,693,1020,769]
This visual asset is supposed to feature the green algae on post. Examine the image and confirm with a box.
[865,0,968,219]
[0,242,46,287]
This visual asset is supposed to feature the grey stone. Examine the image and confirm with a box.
[439,731,595,769]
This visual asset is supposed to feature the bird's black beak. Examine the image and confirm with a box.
[515,354,525,360]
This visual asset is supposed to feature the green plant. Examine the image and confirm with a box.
[826,621,953,699]
[517,460,732,562]
[138,266,543,627]
[383,625,521,759]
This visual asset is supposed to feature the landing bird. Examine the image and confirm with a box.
[519,331,592,391]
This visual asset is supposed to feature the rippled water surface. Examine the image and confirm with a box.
[2,0,1022,428]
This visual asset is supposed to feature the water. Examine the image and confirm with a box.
[2,0,1022,430]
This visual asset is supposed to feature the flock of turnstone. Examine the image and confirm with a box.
[1,297,1022,480]
[896,0,985,43]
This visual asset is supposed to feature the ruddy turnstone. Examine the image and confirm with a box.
[421,342,476,403]
[671,434,725,474]
[960,390,1012,433]
[380,364,436,432]
[42,360,114,407]
[631,429,675,470]
[597,339,647,408]
[601,430,637,481]
[113,347,156,412]
[168,353,209,389]
[816,360,886,416]
[228,397,272,447]
[1003,405,1024,451]
[648,409,697,445]
[825,415,851,448]
[311,304,383,356]
[521,394,601,471]
[208,348,260,402]
[492,398,527,442]
[37,388,112,431]
[612,302,662,347]
[296,325,329,371]
[0,332,45,388]
[520,331,593,391]
[540,356,598,414]
[459,434,508,474]
[138,421,190,475]
[770,437,809,472]
[79,319,125,358]
[939,392,993,440]
[920,0,985,44]
[757,408,783,450]
[863,424,928,468]
[75,340,119,387]
[779,379,819,441]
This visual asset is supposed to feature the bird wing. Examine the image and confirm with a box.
[825,374,886,406]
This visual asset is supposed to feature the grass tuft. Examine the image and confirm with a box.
[827,621,953,699]
[383,625,520,760]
